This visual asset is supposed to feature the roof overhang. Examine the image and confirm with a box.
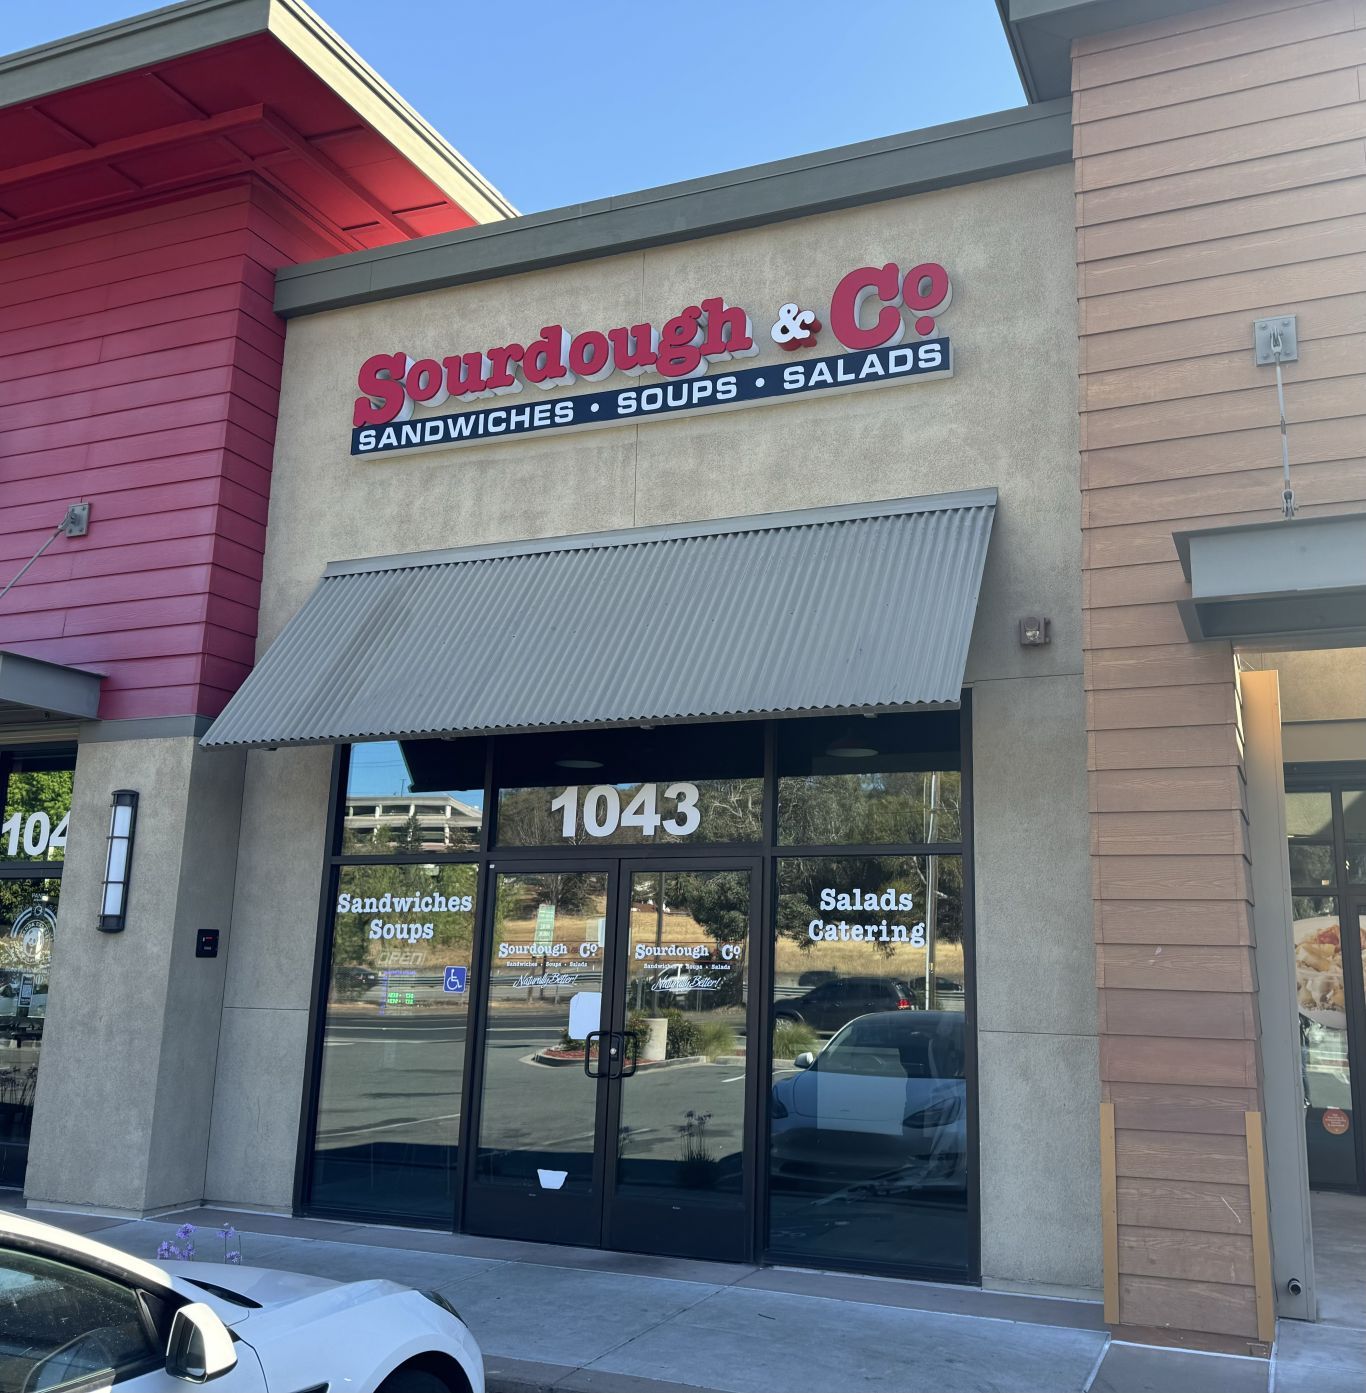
[1174,514,1366,649]
[203,490,997,750]
[0,651,103,724]
[0,0,513,245]
[995,0,1226,101]
[274,99,1071,316]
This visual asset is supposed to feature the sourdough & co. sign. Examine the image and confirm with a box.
[350,260,953,456]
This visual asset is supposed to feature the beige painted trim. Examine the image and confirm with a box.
[1244,1111,1276,1346]
[267,0,516,224]
[1101,1101,1119,1324]
[1281,719,1366,764]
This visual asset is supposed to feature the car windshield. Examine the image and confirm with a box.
[814,1013,963,1079]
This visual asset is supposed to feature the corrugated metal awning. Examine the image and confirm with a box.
[202,489,996,749]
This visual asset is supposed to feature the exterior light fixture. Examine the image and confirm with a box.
[98,789,138,933]
[1019,617,1052,647]
[555,758,603,769]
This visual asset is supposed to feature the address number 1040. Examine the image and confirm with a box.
[549,783,701,839]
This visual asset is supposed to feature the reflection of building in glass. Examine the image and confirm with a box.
[344,795,481,851]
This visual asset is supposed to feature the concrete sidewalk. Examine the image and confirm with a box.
[12,1200,1362,1393]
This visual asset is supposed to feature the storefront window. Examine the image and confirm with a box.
[1,753,73,865]
[1286,791,1336,888]
[1345,789,1366,884]
[0,877,60,1188]
[342,741,483,853]
[777,712,960,846]
[307,714,972,1275]
[307,862,476,1221]
[1292,896,1354,1187]
[497,778,763,847]
[494,721,764,848]
[769,854,968,1276]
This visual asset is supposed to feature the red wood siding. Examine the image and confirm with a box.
[1,181,338,720]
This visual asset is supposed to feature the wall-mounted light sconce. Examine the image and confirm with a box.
[1019,617,1052,647]
[98,789,139,933]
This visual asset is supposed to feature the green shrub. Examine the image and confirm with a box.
[772,1017,818,1062]
[664,1009,700,1058]
[693,1020,738,1060]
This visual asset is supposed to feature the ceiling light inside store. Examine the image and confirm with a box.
[555,758,603,769]
[826,735,879,759]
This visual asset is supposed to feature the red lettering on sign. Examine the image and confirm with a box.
[829,263,904,351]
[657,305,706,378]
[444,351,491,399]
[607,323,659,375]
[522,325,572,388]
[698,297,754,360]
[405,358,446,404]
[353,352,410,426]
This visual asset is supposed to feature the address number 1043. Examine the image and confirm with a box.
[549,783,701,839]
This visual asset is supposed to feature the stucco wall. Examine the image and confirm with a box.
[27,733,245,1214]
[210,164,1096,1289]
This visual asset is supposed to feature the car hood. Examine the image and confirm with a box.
[162,1262,357,1327]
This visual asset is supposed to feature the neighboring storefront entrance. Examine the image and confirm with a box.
[301,712,975,1281]
[0,747,74,1189]
[1286,771,1366,1192]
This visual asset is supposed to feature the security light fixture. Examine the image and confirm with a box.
[98,789,138,933]
[1019,617,1051,647]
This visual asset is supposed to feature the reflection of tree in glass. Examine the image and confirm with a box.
[664,870,748,1006]
[330,863,476,969]
[3,770,73,861]
[780,771,961,847]
[774,856,962,959]
[497,779,762,847]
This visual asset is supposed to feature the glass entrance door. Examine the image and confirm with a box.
[466,861,758,1259]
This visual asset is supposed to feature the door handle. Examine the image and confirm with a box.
[583,1030,604,1078]
[620,1031,640,1078]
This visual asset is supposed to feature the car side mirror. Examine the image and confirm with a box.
[166,1302,237,1382]
[793,1052,815,1070]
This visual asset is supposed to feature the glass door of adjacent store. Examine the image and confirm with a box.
[466,859,759,1260]
[1286,779,1366,1191]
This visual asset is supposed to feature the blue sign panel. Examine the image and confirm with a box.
[443,966,468,994]
[352,338,951,457]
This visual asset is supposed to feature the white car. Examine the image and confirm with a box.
[0,1213,483,1393]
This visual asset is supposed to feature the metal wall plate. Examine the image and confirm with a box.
[1254,315,1298,364]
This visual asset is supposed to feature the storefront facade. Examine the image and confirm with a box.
[3,0,1364,1354]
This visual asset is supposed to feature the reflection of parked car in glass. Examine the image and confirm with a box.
[905,975,964,1010]
[770,1010,966,1187]
[773,976,912,1033]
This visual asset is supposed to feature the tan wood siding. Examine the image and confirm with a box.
[1074,0,1366,1346]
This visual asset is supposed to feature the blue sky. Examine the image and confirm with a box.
[11,1,1025,211]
